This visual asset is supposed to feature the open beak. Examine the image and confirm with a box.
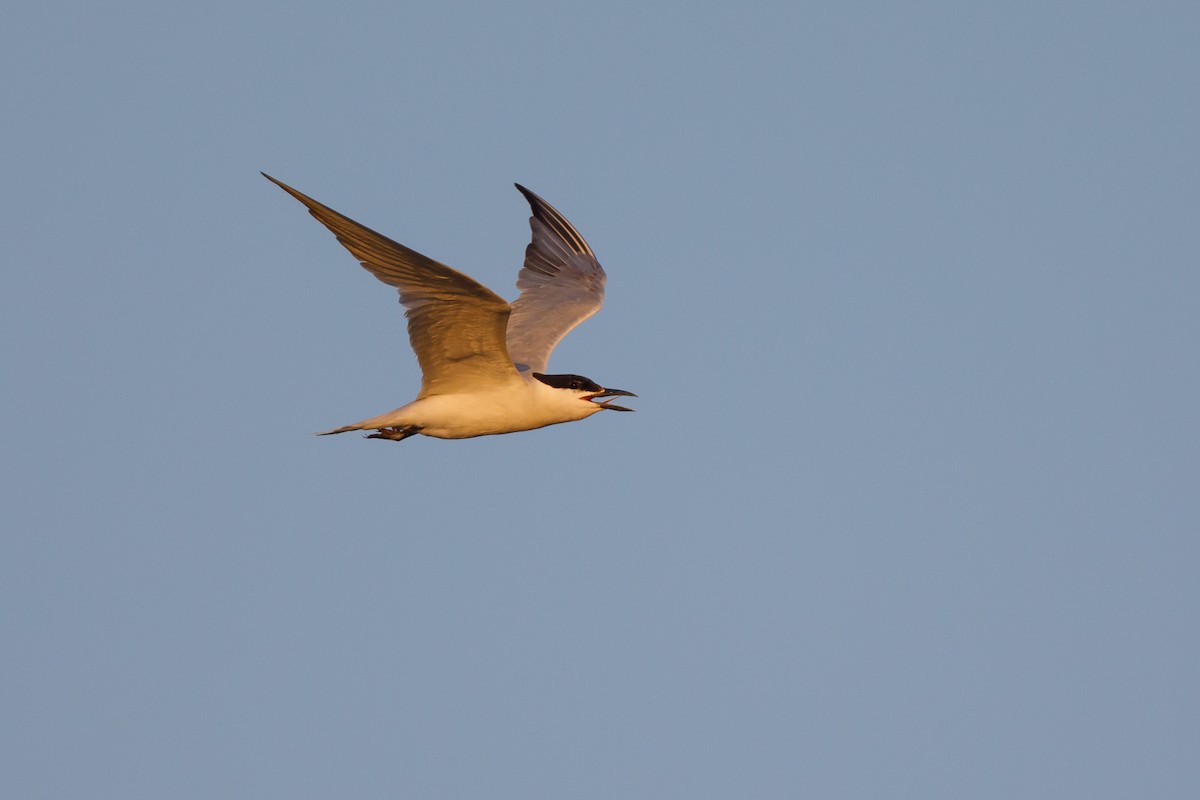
[589,387,637,412]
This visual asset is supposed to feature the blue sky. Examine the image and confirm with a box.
[2,2,1198,798]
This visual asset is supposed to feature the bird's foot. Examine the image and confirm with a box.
[365,426,419,442]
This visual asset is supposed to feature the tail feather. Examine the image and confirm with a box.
[315,424,360,436]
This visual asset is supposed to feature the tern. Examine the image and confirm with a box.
[264,173,635,442]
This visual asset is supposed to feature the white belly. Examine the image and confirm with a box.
[360,384,598,439]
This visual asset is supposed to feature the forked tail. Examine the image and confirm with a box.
[315,425,359,436]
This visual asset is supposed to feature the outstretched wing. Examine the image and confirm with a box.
[264,173,521,397]
[504,185,606,374]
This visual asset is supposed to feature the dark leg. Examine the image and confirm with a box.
[365,426,421,442]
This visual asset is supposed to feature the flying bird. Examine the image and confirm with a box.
[263,173,635,442]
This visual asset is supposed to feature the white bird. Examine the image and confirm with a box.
[264,173,635,442]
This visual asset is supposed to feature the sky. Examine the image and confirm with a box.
[2,2,1198,798]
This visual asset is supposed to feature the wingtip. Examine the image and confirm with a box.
[514,183,547,212]
[260,173,311,205]
[512,184,594,256]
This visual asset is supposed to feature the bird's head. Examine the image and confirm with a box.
[532,372,637,413]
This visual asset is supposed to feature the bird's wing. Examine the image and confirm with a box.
[264,173,521,397]
[504,184,606,374]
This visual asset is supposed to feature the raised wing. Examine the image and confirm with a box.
[263,173,521,397]
[505,184,606,374]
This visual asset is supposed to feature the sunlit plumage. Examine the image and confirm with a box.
[264,174,635,442]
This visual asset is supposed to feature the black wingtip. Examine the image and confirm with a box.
[514,184,540,213]
[512,184,593,257]
[514,183,550,212]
